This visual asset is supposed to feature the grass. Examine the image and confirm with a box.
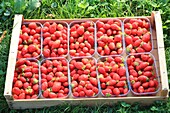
[0,0,170,112]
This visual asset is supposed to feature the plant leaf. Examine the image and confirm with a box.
[14,0,26,13]
[27,0,41,11]
[4,10,10,16]
[87,6,96,12]
[151,106,158,111]
[78,1,89,9]
[51,2,57,8]
[121,102,131,107]
[0,9,3,14]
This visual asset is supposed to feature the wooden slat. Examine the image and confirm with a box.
[4,15,23,100]
[154,11,164,48]
[153,11,169,96]
[9,96,168,109]
[24,16,151,24]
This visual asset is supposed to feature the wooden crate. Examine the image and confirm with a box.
[4,11,169,109]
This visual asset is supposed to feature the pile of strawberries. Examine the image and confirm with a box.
[69,21,95,57]
[124,18,152,53]
[96,19,123,56]
[12,18,159,99]
[41,58,69,98]
[13,58,39,99]
[70,58,99,97]
[97,56,128,97]
[127,53,159,95]
[17,22,41,58]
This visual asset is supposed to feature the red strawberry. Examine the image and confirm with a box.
[74,62,85,70]
[12,87,21,95]
[77,26,85,35]
[138,86,144,93]
[133,81,141,89]
[142,33,150,42]
[149,80,155,87]
[142,82,149,88]
[49,92,57,98]
[118,66,126,76]
[138,75,149,83]
[141,42,152,52]
[98,67,106,74]
[85,90,95,97]
[116,81,125,87]
[125,35,133,45]
[143,71,153,77]
[139,62,149,69]
[89,77,98,86]
[113,88,120,96]
[102,89,112,97]
[133,39,142,47]
[28,22,37,29]
[52,82,61,92]
[106,80,116,86]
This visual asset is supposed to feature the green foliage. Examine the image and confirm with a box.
[0,0,170,112]
[13,0,41,13]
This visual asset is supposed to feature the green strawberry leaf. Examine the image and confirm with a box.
[27,0,41,12]
[78,0,89,9]
[14,0,27,13]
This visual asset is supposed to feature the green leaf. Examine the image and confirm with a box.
[87,6,96,11]
[121,102,131,108]
[0,29,2,34]
[165,20,170,24]
[27,0,41,11]
[150,1,158,8]
[163,26,168,29]
[151,106,158,111]
[5,2,11,7]
[14,0,27,13]
[51,2,57,8]
[78,1,89,9]
[0,9,3,14]
[4,10,10,16]
[0,70,5,75]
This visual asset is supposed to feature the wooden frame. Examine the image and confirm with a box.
[4,11,169,109]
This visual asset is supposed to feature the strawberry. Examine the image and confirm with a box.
[52,82,61,92]
[141,42,152,52]
[116,81,126,87]
[139,62,149,69]
[142,33,150,42]
[98,67,106,74]
[89,77,98,86]
[74,62,85,70]
[77,26,85,35]
[125,35,133,45]
[113,88,120,96]
[133,81,141,89]
[12,87,21,95]
[142,82,149,88]
[102,89,112,97]
[138,86,144,93]
[85,90,95,97]
[118,66,126,76]
[149,80,155,87]
[106,80,116,86]
[138,75,149,83]
[143,71,153,77]
[144,66,153,71]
